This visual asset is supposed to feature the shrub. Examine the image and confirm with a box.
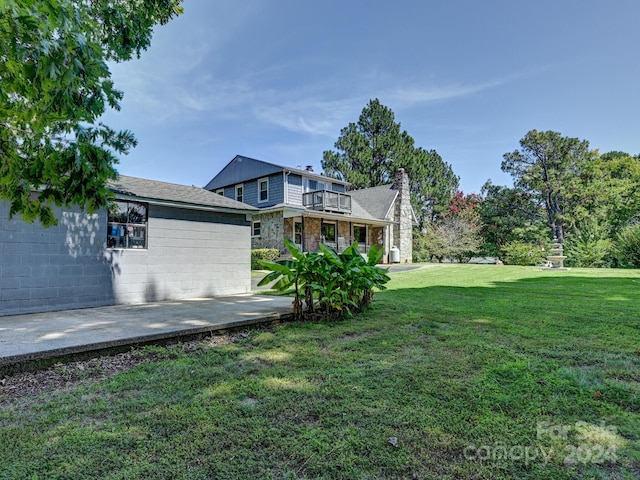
[501,241,546,266]
[251,248,280,270]
[564,222,612,267]
[258,238,390,320]
[412,231,431,262]
[616,223,640,268]
[413,218,480,263]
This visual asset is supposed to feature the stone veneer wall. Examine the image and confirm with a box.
[337,221,351,245]
[370,226,384,255]
[303,217,322,252]
[251,212,285,251]
[393,169,413,263]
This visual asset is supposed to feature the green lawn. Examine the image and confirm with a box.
[2,265,639,479]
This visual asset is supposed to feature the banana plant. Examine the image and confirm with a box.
[257,238,308,318]
[258,238,390,320]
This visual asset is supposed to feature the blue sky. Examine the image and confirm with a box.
[102,0,640,194]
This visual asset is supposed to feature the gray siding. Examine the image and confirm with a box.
[266,173,285,206]
[204,155,283,190]
[0,202,252,316]
[113,205,251,304]
[229,173,284,208]
[287,174,303,206]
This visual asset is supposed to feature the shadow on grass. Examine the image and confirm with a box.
[2,269,638,480]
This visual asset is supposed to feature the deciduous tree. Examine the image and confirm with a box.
[589,151,640,232]
[501,130,596,244]
[0,0,183,225]
[478,180,547,256]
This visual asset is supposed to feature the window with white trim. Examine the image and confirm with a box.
[252,221,261,237]
[216,189,224,195]
[304,178,327,192]
[258,178,269,202]
[235,184,243,203]
[107,200,148,249]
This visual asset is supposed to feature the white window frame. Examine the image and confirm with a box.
[258,177,269,203]
[216,189,224,195]
[252,221,261,237]
[107,200,148,250]
[294,221,303,246]
[235,184,244,203]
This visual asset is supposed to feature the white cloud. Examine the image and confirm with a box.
[388,79,506,106]
[250,75,512,138]
[104,0,264,123]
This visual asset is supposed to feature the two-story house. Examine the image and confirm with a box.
[204,155,415,263]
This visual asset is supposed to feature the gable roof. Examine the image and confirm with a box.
[350,184,419,224]
[109,175,257,213]
[349,184,399,220]
[203,155,349,190]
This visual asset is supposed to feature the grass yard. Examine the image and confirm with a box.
[1,264,639,479]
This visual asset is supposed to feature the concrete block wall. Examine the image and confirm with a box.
[112,206,251,304]
[0,201,252,316]
[0,203,114,316]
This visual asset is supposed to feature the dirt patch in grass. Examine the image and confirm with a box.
[0,333,246,407]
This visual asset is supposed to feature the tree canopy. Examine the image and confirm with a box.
[0,0,183,225]
[321,99,458,228]
[501,129,596,244]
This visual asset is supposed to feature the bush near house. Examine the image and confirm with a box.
[250,248,280,270]
[258,238,390,320]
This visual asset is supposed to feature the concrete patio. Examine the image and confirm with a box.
[0,294,293,370]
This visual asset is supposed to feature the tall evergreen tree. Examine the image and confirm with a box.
[322,99,458,228]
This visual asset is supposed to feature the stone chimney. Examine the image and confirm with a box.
[393,168,413,263]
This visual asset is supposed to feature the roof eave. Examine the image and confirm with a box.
[113,193,258,215]
[382,191,399,219]
[250,203,392,226]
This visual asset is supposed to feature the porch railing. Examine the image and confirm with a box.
[302,190,352,213]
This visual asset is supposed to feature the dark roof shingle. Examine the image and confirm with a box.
[349,185,398,219]
[109,175,257,211]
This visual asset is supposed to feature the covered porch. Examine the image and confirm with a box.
[250,206,395,263]
[282,210,391,259]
